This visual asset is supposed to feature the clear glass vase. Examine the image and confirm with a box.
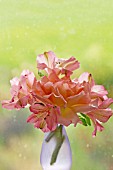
[40,125,72,170]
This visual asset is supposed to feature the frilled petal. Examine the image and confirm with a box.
[92,121,104,137]
[10,77,20,97]
[58,108,74,126]
[2,95,29,109]
[57,57,80,71]
[34,120,47,132]
[48,70,60,82]
[2,100,16,110]
[10,77,19,86]
[91,85,108,98]
[56,81,74,99]
[42,82,54,95]
[67,91,90,107]
[27,113,39,123]
[99,98,113,109]
[48,93,67,107]
[39,106,59,132]
[46,115,57,131]
[37,52,80,77]
[78,72,92,83]
[20,70,35,92]
[71,104,96,113]
[27,113,49,132]
[30,103,47,114]
[10,84,20,97]
[28,102,60,132]
[61,69,72,77]
[32,81,45,96]
[58,107,80,127]
[2,70,36,111]
[16,96,29,108]
[37,51,56,70]
[88,108,112,123]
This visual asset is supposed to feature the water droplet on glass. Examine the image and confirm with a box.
[86,144,89,148]
[18,153,22,158]
[23,156,26,160]
[24,144,28,148]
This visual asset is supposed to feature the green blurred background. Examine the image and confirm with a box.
[0,0,113,170]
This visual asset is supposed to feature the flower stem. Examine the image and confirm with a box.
[50,135,65,165]
[45,131,56,142]
[45,125,65,165]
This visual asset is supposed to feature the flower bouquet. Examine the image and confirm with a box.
[2,51,113,170]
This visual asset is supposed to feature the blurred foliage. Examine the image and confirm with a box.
[0,0,113,170]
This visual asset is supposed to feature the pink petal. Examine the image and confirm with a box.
[48,93,66,107]
[48,70,60,82]
[57,57,80,71]
[2,100,16,110]
[30,103,46,114]
[92,121,104,137]
[89,109,112,123]
[10,84,20,97]
[67,91,90,107]
[63,57,80,71]
[91,85,108,96]
[61,69,72,77]
[78,72,92,83]
[10,77,19,86]
[99,98,113,109]
[46,115,57,131]
[37,51,56,70]
[58,107,80,127]
[27,113,38,123]
[56,81,74,99]
[71,104,96,113]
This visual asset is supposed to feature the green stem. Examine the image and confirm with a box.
[45,131,56,142]
[50,135,65,165]
[45,125,65,165]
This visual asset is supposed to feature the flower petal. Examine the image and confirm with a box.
[67,91,90,107]
[92,121,104,137]
[88,109,112,123]
[99,98,113,109]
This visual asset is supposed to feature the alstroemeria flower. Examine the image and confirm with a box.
[27,72,101,132]
[77,72,113,136]
[87,98,113,137]
[2,70,36,109]
[27,102,60,132]
[37,51,80,77]
[2,51,113,137]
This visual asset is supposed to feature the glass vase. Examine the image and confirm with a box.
[40,125,72,170]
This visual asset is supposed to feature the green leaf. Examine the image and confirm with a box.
[38,71,44,77]
[86,116,91,126]
[79,117,87,126]
[80,113,91,126]
[80,113,87,118]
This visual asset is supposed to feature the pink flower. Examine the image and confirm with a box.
[27,103,60,132]
[2,70,36,109]
[37,51,80,77]
[2,51,113,136]
[87,98,113,137]
[27,72,102,132]
[77,72,113,136]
